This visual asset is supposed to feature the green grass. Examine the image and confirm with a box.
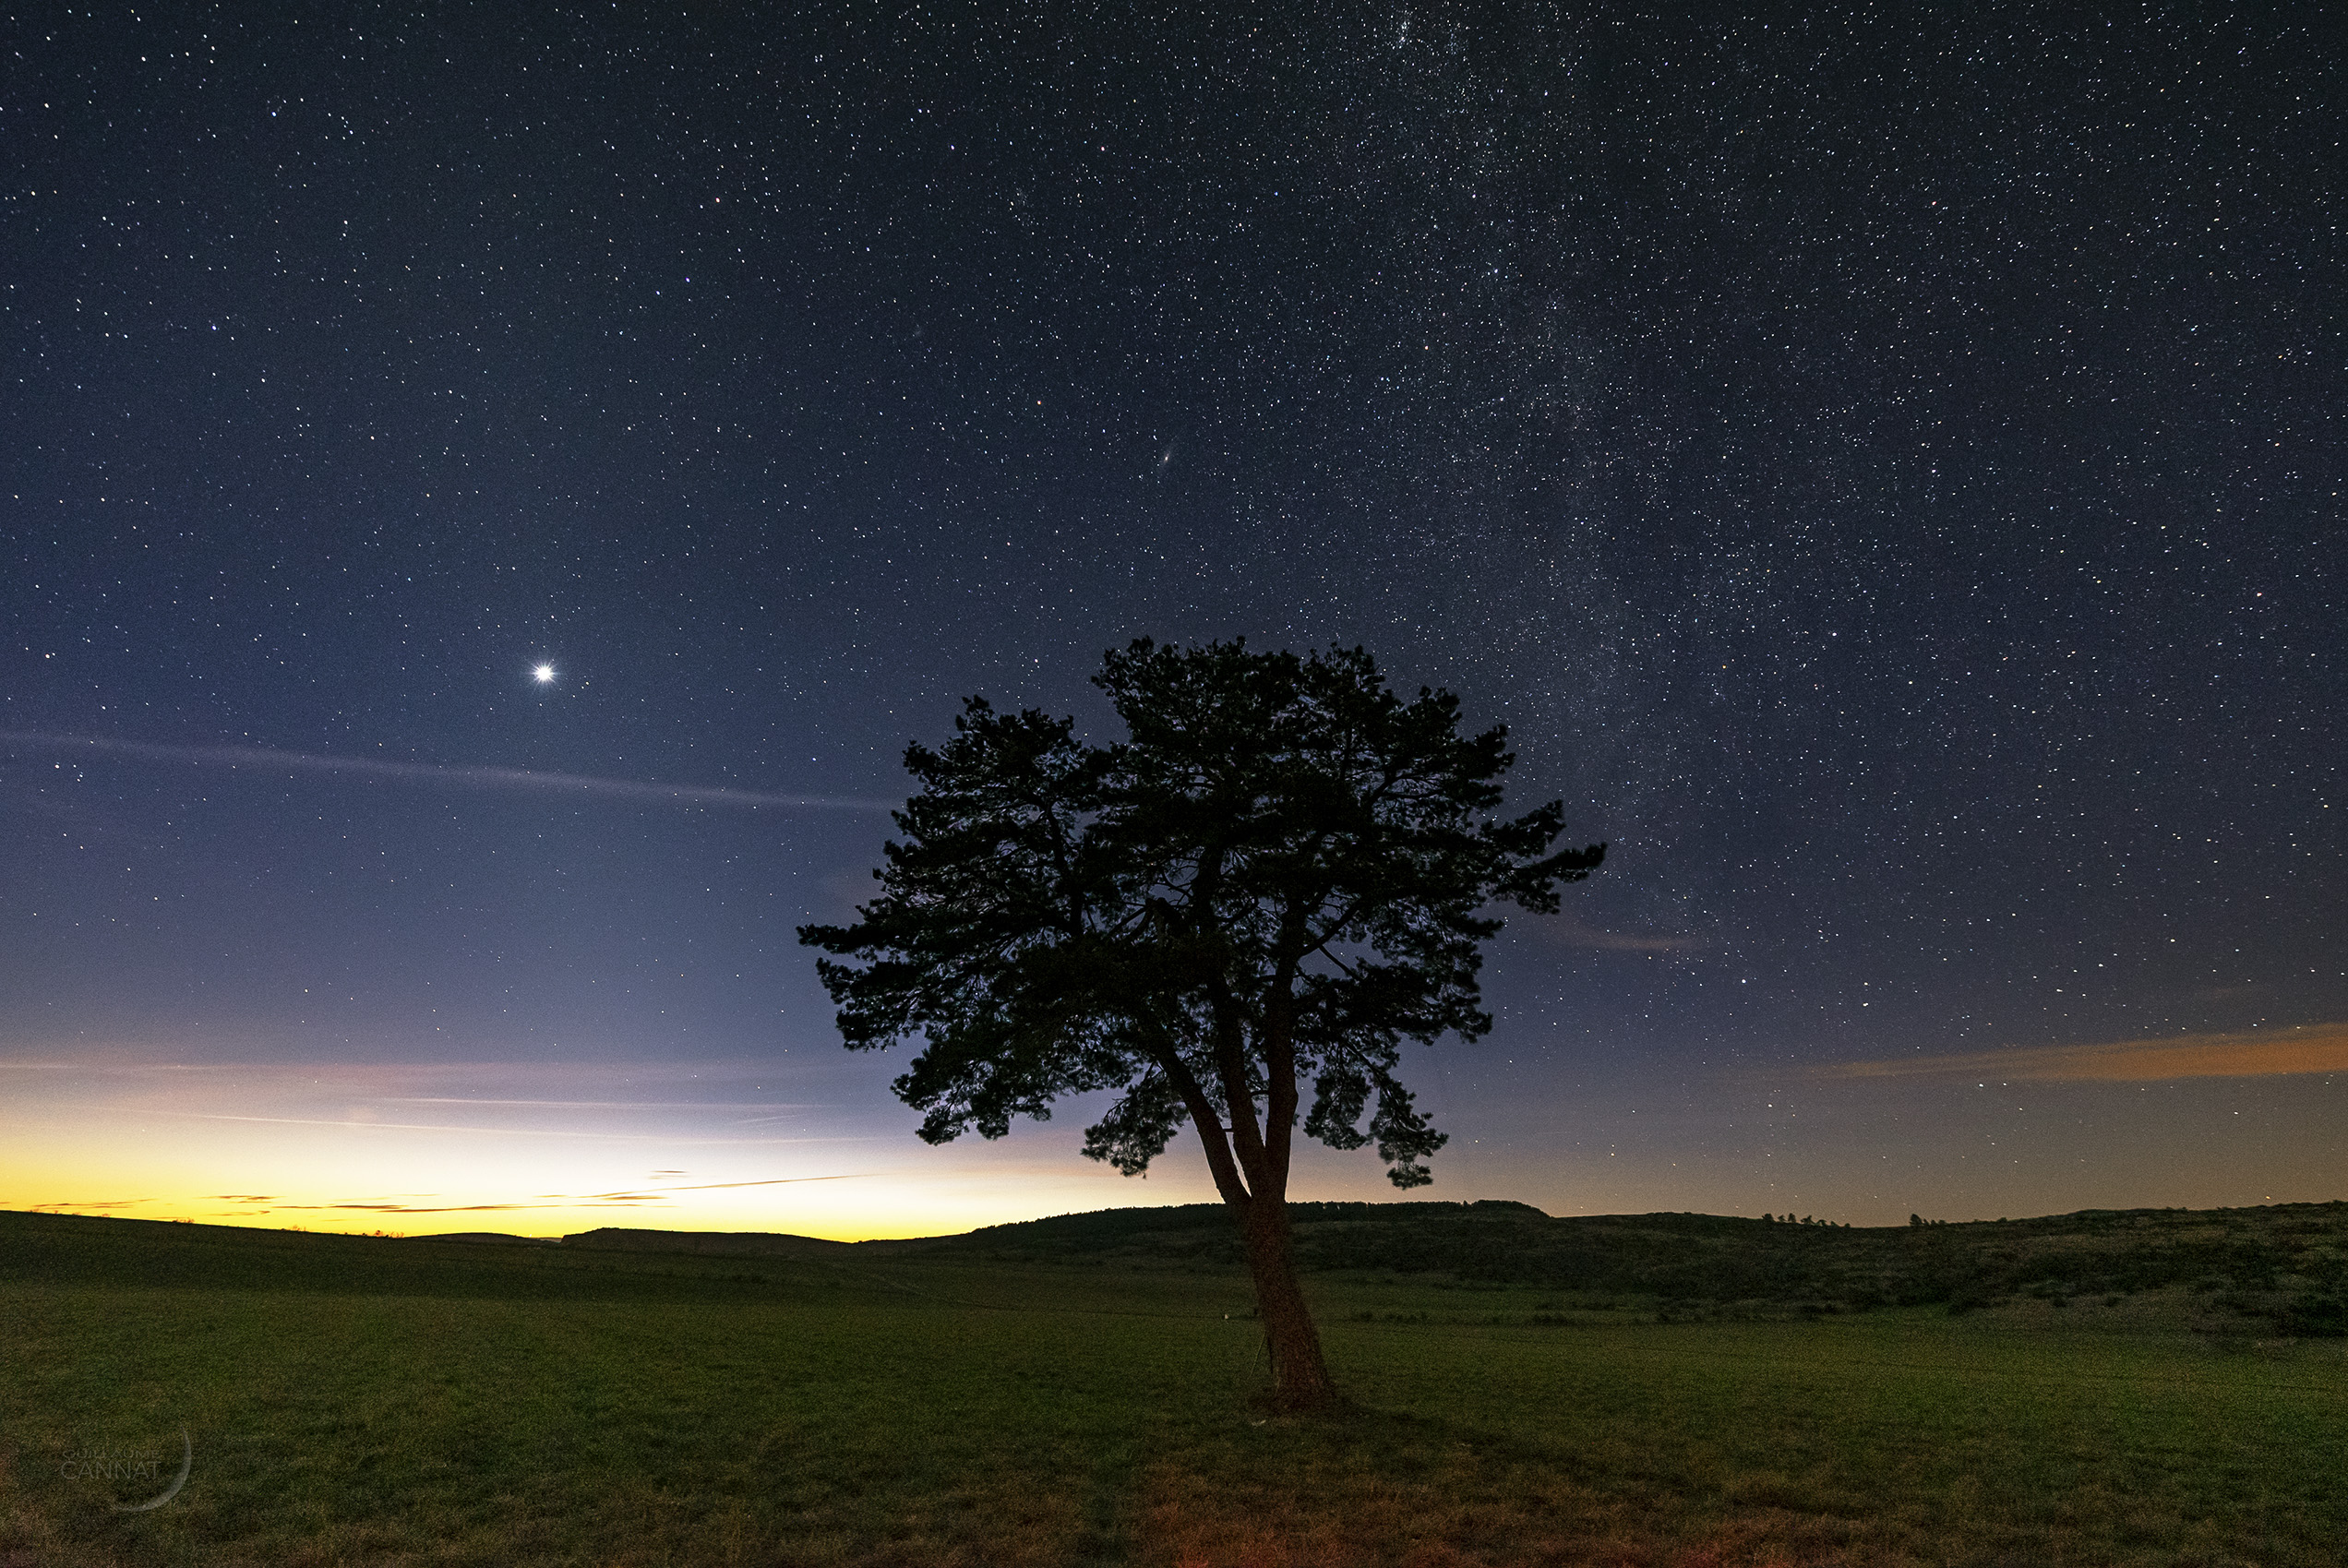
[5,1212,2344,1566]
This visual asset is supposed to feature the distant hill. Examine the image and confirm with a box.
[5,1198,2339,1336]
[564,1227,849,1259]
[851,1197,2348,1335]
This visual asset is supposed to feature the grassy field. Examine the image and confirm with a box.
[5,1210,2344,1566]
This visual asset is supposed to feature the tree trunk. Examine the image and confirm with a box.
[1240,1193,1339,1410]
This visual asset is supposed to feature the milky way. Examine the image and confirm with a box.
[4,6,2339,1229]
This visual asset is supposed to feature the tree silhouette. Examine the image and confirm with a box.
[799,640,1602,1408]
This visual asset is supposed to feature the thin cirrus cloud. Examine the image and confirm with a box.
[1537,914,1710,952]
[170,1110,868,1145]
[198,1174,873,1215]
[318,1175,876,1214]
[1818,1023,2348,1083]
[385,1098,820,1111]
[0,730,895,812]
[2,1062,835,1143]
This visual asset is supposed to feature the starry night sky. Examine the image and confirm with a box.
[5,3,2341,1236]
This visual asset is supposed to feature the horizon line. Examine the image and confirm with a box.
[11,1191,2347,1242]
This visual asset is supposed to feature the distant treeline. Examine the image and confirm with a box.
[897,1199,2348,1335]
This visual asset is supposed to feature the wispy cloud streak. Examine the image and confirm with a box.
[1536,914,1709,952]
[387,1098,820,1111]
[1819,1023,2348,1083]
[164,1110,872,1145]
[309,1175,873,1214]
[0,731,893,812]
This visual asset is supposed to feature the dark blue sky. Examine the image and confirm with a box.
[4,3,2340,1233]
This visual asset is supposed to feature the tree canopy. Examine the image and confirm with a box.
[799,639,1602,1406]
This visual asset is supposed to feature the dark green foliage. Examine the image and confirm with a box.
[2274,1243,2348,1336]
[798,640,1603,1405]
[880,1198,2348,1333]
[2280,1292,2348,1336]
[797,640,1602,1192]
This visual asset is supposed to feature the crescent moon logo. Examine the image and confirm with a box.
[112,1429,191,1513]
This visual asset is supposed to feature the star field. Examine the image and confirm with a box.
[3,4,2340,1233]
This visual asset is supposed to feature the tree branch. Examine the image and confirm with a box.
[1138,1021,1252,1210]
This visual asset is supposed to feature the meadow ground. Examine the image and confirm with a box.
[3,1211,2342,1567]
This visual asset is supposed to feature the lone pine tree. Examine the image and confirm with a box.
[799,640,1602,1408]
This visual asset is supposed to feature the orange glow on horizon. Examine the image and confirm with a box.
[0,1057,1227,1239]
[1820,1022,2348,1083]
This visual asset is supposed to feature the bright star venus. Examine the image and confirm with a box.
[533,664,556,684]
